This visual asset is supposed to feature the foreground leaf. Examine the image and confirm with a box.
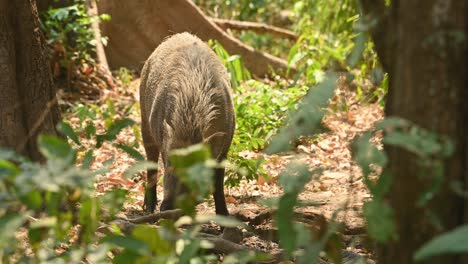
[414,225,468,261]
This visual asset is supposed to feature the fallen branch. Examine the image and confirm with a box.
[102,219,280,260]
[231,208,273,225]
[211,18,298,41]
[98,217,372,263]
[128,209,184,224]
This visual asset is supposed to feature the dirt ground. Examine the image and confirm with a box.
[66,76,383,262]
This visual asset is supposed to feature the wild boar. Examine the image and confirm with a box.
[139,33,235,216]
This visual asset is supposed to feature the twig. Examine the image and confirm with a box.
[85,0,110,71]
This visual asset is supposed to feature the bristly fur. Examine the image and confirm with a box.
[164,49,223,146]
[140,32,235,155]
[139,32,235,214]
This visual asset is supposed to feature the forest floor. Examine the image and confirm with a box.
[63,73,383,262]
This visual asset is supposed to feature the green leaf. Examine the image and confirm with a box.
[123,161,158,179]
[265,73,337,154]
[115,143,145,161]
[277,193,298,255]
[178,239,200,263]
[0,159,20,179]
[0,213,26,247]
[57,121,80,145]
[79,198,100,243]
[132,225,172,255]
[289,51,306,66]
[363,199,397,243]
[276,163,316,257]
[170,144,212,169]
[346,31,367,67]
[85,123,96,139]
[82,149,94,169]
[20,190,43,210]
[37,135,76,163]
[103,235,151,256]
[113,250,142,264]
[414,225,468,261]
[97,118,135,146]
[351,132,388,191]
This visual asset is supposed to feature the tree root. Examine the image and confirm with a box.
[211,18,298,41]
[97,0,296,78]
[97,211,373,264]
[100,218,282,261]
[128,209,184,224]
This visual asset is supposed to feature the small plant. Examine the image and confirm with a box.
[116,67,135,87]
[40,0,110,71]
[0,135,127,263]
[211,40,251,90]
[234,80,307,152]
[0,129,248,263]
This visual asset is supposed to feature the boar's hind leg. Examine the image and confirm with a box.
[142,124,160,213]
[214,166,229,216]
[160,162,177,212]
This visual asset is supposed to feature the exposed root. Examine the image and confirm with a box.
[128,209,184,224]
[211,18,298,41]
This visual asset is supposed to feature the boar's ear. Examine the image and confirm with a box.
[203,132,226,145]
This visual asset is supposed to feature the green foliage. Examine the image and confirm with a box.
[116,67,135,87]
[0,113,248,263]
[169,144,216,216]
[196,0,295,56]
[414,225,468,261]
[225,80,307,186]
[266,73,337,154]
[101,145,249,263]
[195,0,292,23]
[234,80,307,152]
[0,135,127,262]
[40,0,110,67]
[276,163,318,258]
[211,40,251,90]
[351,117,454,244]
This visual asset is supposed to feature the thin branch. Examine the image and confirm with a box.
[85,0,110,72]
[211,18,298,41]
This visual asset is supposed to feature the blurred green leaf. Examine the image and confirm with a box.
[363,199,397,243]
[57,121,80,145]
[82,149,94,169]
[115,143,145,161]
[414,225,468,261]
[103,235,151,256]
[266,73,338,154]
[132,225,172,255]
[38,135,76,163]
[0,213,25,247]
[123,161,158,179]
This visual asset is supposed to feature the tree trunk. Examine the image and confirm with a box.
[96,0,294,77]
[362,1,468,263]
[0,0,60,161]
